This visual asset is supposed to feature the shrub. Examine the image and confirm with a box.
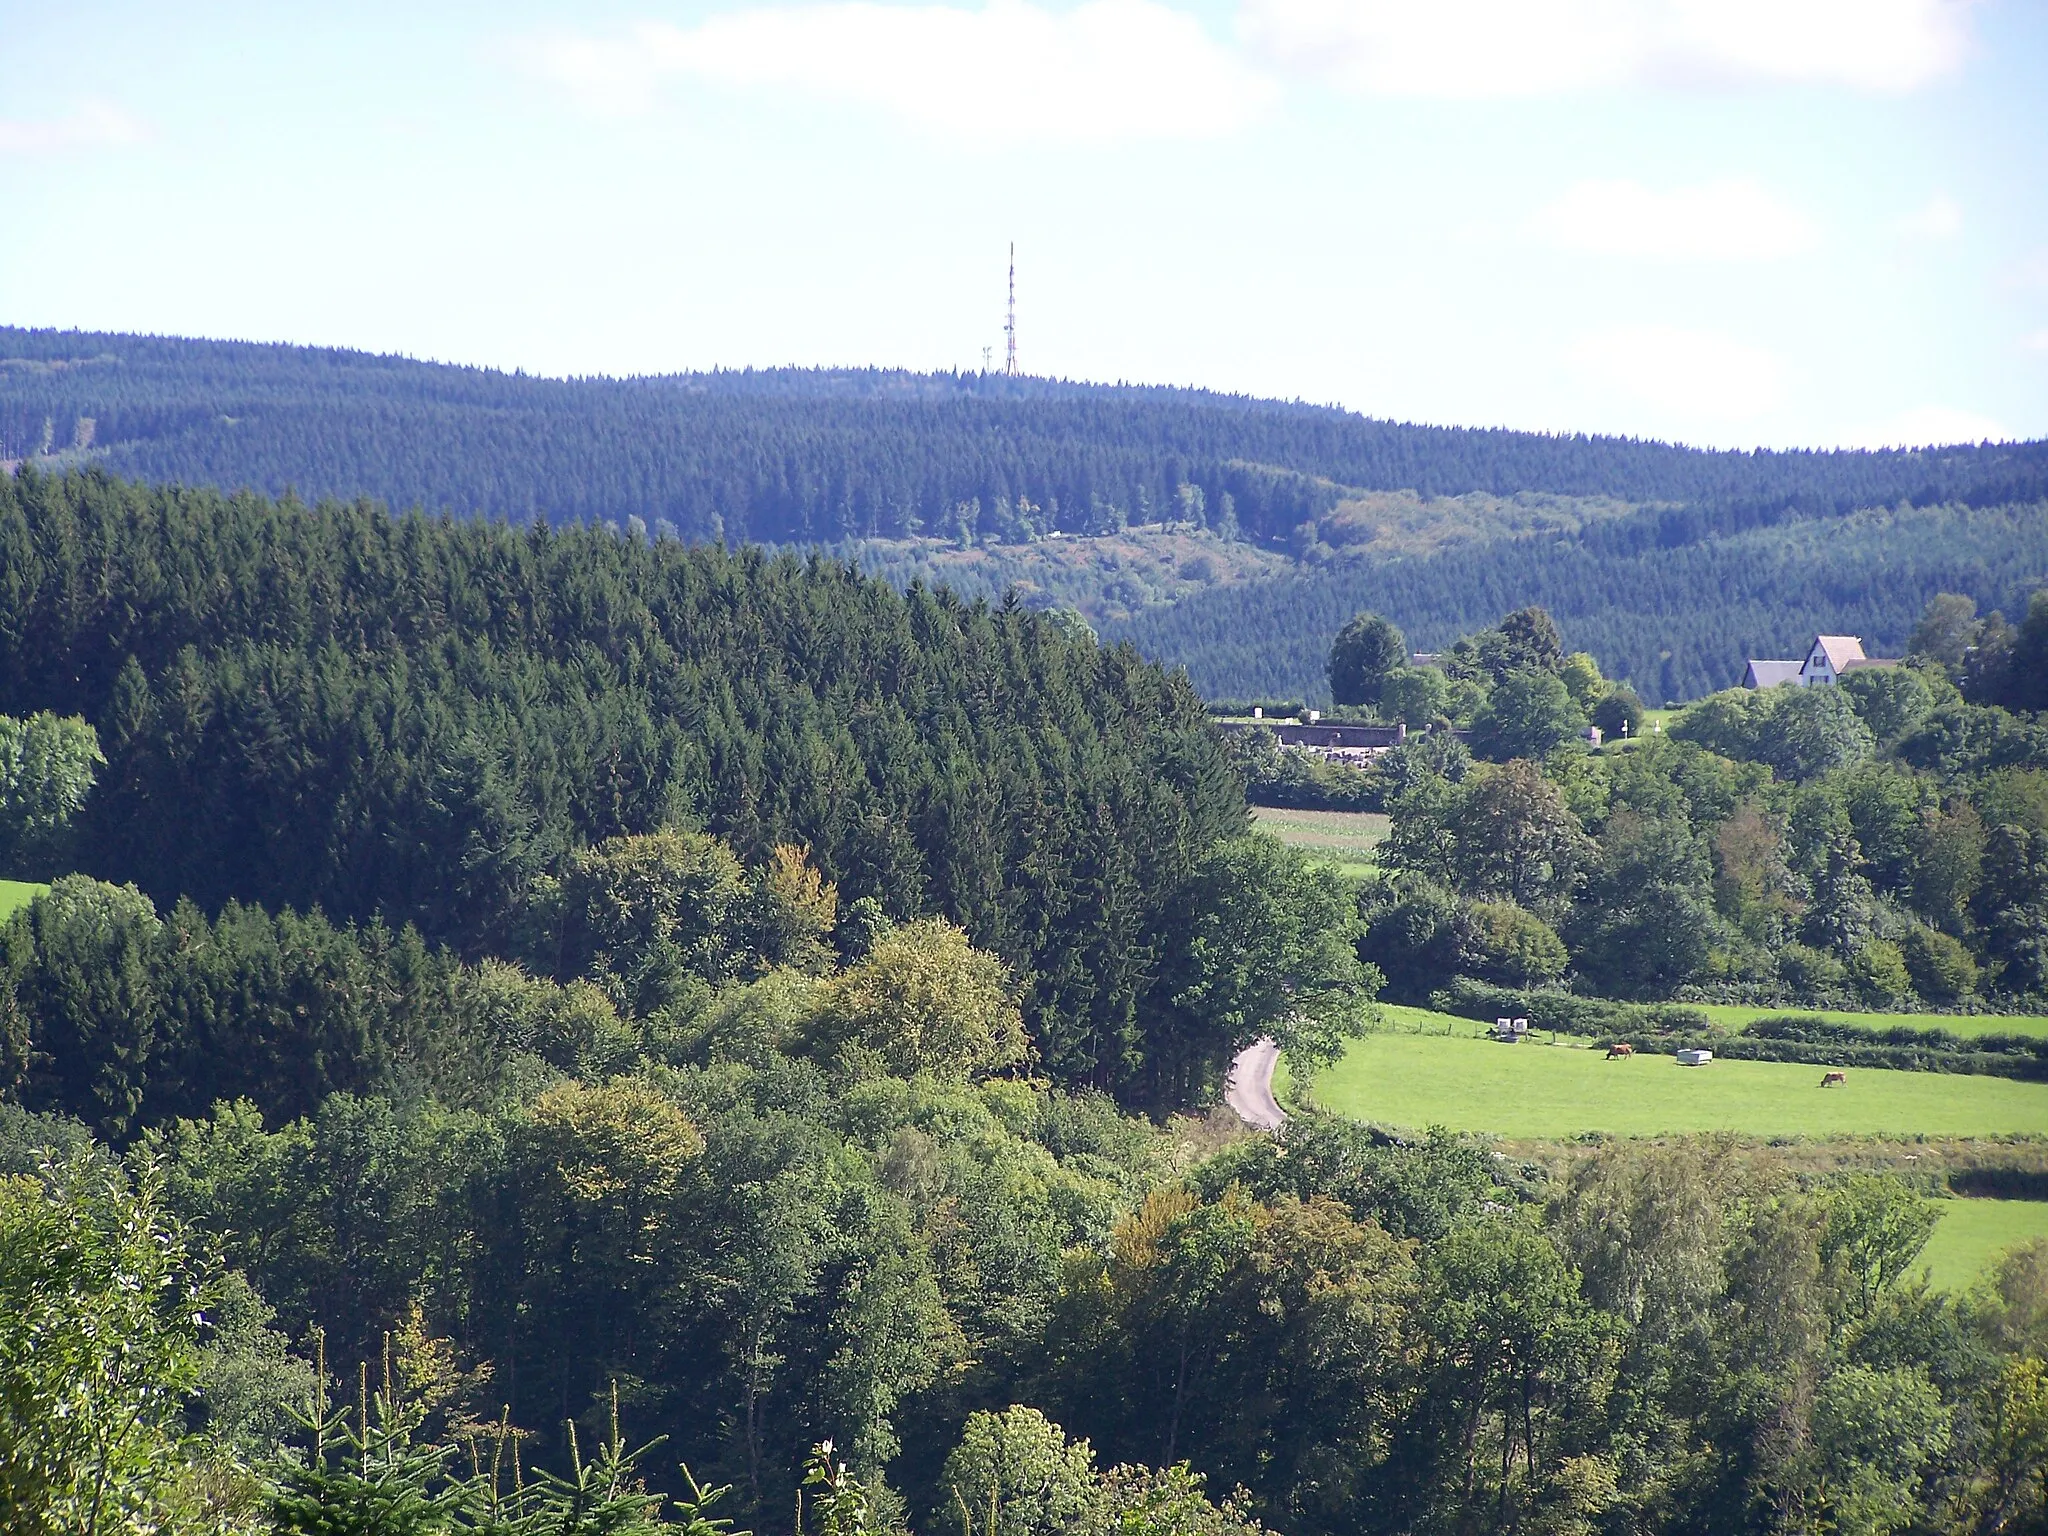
[1899,922,1979,1001]
[1467,902,1569,987]
[1849,940,1912,1006]
[1778,943,1848,998]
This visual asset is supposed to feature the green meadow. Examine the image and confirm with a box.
[1919,1198,2048,1292]
[0,879,46,921]
[1293,1026,2048,1140]
[1250,806,1389,881]
[1690,1003,2048,1040]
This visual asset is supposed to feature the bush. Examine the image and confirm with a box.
[1849,940,1912,1006]
[1591,687,1645,742]
[1779,943,1849,997]
[1467,903,1568,987]
[1900,922,1979,1001]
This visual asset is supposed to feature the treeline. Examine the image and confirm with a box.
[1110,498,2048,701]
[5,327,2046,552]
[0,466,1258,1105]
[1350,597,2048,1010]
[18,1071,2048,1536]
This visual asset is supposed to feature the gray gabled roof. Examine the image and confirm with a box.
[1744,660,1804,689]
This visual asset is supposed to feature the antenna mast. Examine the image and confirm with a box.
[1004,242,1018,376]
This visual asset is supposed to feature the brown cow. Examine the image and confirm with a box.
[1821,1071,1847,1087]
[1606,1043,1634,1059]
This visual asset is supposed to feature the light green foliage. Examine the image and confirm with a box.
[1148,834,1376,1101]
[1558,652,1607,710]
[1978,767,2048,835]
[1038,1186,1413,1532]
[1467,901,1568,986]
[1821,1173,1940,1317]
[551,829,750,1009]
[1417,1214,1618,1530]
[1768,686,1878,781]
[1443,760,1591,910]
[1847,940,1912,1006]
[1378,666,1448,725]
[1472,669,1586,762]
[816,918,1027,1080]
[0,711,102,879]
[1810,1365,1951,1536]
[939,1406,1097,1536]
[1077,1462,1272,1536]
[0,1155,255,1536]
[1671,685,1878,782]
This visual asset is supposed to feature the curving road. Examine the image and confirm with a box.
[1224,1036,1285,1131]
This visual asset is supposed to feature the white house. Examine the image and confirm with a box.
[1743,634,1898,690]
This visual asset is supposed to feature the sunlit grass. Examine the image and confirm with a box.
[1298,1029,2048,1140]
[0,879,46,921]
[1919,1198,2048,1292]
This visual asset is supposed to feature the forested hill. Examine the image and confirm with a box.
[0,466,1247,1104]
[6,326,2047,547]
[1107,497,2048,703]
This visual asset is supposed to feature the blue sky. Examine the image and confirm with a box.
[3,0,2044,448]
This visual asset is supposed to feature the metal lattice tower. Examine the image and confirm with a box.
[1004,243,1017,376]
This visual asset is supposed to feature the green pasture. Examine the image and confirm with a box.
[1250,807,1389,881]
[1692,1003,2048,1041]
[1920,1198,2048,1292]
[1295,1027,2048,1140]
[0,880,47,921]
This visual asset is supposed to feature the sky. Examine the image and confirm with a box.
[2,0,2045,450]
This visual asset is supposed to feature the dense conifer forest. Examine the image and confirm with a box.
[1112,499,2048,701]
[9,326,2045,705]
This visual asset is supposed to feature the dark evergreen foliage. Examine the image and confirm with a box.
[0,466,1244,1101]
[1111,499,2048,701]
[5,325,2045,553]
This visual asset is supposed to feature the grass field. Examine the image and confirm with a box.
[1297,1029,2048,1139]
[1920,1198,2048,1291]
[0,880,46,921]
[1250,806,1390,881]
[1692,1003,2048,1040]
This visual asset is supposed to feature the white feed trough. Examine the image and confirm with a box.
[1675,1048,1713,1067]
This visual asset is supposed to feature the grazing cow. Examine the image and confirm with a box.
[1821,1070,1847,1087]
[1606,1043,1634,1059]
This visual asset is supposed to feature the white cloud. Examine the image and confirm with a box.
[530,0,1275,145]
[1237,0,1974,97]
[1893,193,1961,240]
[2025,329,2048,354]
[1570,325,1785,420]
[1528,177,1818,260]
[1843,405,2016,447]
[0,100,145,156]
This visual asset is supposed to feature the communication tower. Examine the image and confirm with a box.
[1004,243,1018,376]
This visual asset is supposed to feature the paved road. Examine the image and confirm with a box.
[1224,1036,1285,1131]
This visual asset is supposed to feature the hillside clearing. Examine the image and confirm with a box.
[1250,807,1388,880]
[1920,1198,2048,1292]
[1296,1029,2048,1140]
[0,880,47,921]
